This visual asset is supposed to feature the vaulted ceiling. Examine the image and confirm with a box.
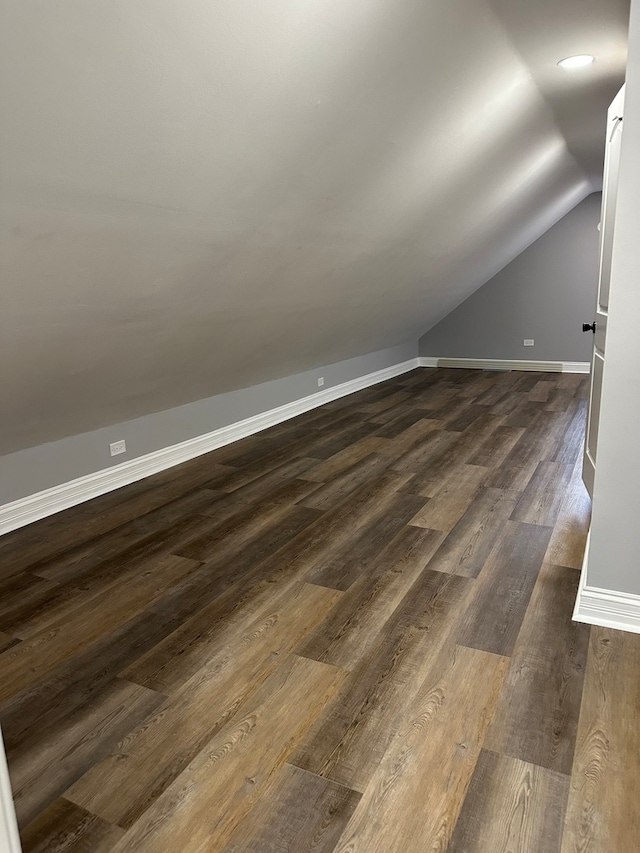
[1,0,629,454]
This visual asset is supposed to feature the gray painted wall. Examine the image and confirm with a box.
[0,342,416,505]
[587,3,640,595]
[419,193,602,362]
[3,0,611,457]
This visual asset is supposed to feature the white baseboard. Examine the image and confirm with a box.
[573,583,640,634]
[573,532,640,635]
[0,357,420,536]
[420,357,590,374]
[0,353,592,536]
[562,361,591,374]
[0,729,21,853]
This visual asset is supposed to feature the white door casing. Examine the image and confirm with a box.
[583,86,625,497]
[0,728,20,853]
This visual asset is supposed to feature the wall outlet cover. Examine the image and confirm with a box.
[109,440,127,457]
[523,339,535,347]
[317,377,325,387]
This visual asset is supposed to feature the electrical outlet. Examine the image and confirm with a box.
[523,339,534,347]
[109,439,127,457]
[317,377,325,387]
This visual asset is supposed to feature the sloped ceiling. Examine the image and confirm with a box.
[0,0,629,454]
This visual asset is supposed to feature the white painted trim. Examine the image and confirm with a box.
[0,358,420,536]
[0,729,21,853]
[573,532,640,634]
[573,583,640,634]
[562,361,591,374]
[0,353,593,536]
[420,357,590,374]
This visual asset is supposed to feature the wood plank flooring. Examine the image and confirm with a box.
[1,367,638,852]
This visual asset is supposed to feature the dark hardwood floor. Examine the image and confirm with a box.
[1,367,638,851]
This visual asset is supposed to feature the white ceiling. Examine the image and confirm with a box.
[489,0,630,184]
[0,0,629,454]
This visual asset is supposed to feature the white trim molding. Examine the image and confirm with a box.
[562,361,591,374]
[0,358,420,536]
[420,357,590,373]
[573,582,640,634]
[574,533,640,635]
[0,728,21,853]
[0,354,592,536]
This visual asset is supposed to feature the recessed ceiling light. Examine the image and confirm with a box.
[557,54,595,69]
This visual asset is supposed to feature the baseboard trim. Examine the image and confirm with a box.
[562,361,591,374]
[0,729,21,853]
[573,584,640,634]
[0,353,592,535]
[419,357,590,374]
[0,357,420,535]
[573,533,640,634]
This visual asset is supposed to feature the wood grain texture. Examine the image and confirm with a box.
[2,555,286,754]
[467,423,525,467]
[501,410,562,467]
[67,584,341,827]
[10,679,164,827]
[20,800,124,853]
[448,750,569,853]
[31,507,213,584]
[485,563,590,774]
[487,460,539,492]
[545,458,591,569]
[291,572,472,792]
[454,520,552,656]
[222,764,361,853]
[426,486,521,577]
[117,509,325,692]
[510,460,575,526]
[561,628,640,853]
[305,491,426,591]
[399,416,500,487]
[0,554,199,702]
[408,463,489,532]
[0,573,59,629]
[553,401,588,466]
[300,437,390,483]
[297,526,445,668]
[332,644,509,853]
[0,472,224,578]
[378,418,443,463]
[109,655,346,852]
[371,409,431,437]
[0,631,19,654]
[197,456,320,519]
[528,379,554,403]
[173,478,320,561]
[4,548,202,641]
[0,367,607,853]
[301,454,391,511]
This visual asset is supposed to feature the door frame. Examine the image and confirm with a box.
[583,85,626,496]
[0,728,20,853]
